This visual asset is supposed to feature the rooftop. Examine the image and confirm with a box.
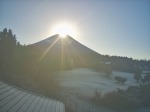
[0,80,65,112]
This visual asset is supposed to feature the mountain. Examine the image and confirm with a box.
[26,34,150,72]
[27,34,102,70]
[31,34,100,55]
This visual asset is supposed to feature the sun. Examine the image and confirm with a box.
[51,22,76,38]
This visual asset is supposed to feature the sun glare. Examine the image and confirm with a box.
[51,22,76,38]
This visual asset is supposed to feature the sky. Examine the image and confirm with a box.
[0,0,150,60]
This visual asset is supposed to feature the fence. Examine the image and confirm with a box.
[59,96,98,112]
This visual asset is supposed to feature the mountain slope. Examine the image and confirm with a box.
[27,34,103,70]
[31,34,101,55]
[26,34,150,72]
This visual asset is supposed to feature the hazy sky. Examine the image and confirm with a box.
[0,0,150,59]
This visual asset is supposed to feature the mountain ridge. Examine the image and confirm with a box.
[25,34,150,72]
[29,34,101,56]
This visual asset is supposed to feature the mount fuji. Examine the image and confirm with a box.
[28,34,103,70]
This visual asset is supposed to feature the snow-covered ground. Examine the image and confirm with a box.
[58,68,138,97]
[57,68,150,112]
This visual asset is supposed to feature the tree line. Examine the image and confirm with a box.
[0,28,60,98]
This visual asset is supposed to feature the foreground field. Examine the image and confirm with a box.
[58,68,150,112]
[58,68,137,97]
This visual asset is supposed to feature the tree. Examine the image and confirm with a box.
[0,28,17,74]
[141,74,150,85]
[115,76,127,84]
[134,68,142,82]
[0,28,17,54]
[95,89,101,98]
[105,67,112,77]
[134,73,141,82]
[144,74,150,84]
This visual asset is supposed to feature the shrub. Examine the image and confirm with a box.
[101,91,136,110]
[134,73,141,82]
[134,68,142,82]
[115,76,127,84]
[93,84,150,110]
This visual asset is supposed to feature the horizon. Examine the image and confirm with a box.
[28,33,150,60]
[0,0,150,60]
